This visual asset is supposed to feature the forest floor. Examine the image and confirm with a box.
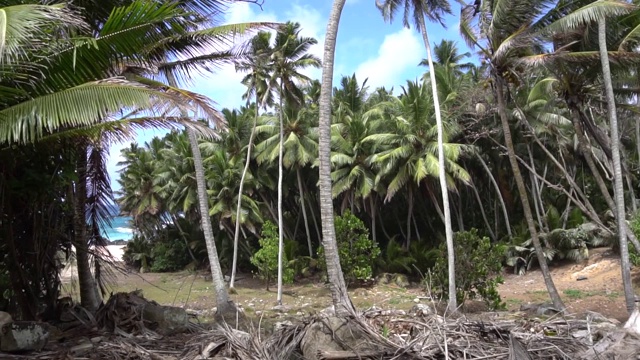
[60,247,640,324]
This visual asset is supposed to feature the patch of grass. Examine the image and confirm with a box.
[505,298,524,306]
[388,297,401,305]
[606,291,620,299]
[563,289,598,299]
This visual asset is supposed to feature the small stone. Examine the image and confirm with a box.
[90,336,103,343]
[248,303,254,307]
[274,321,293,331]
[296,311,304,316]
[413,298,420,303]
[576,276,588,281]
[255,311,263,316]
[70,342,94,355]
[272,304,290,313]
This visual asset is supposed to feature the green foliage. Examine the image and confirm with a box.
[250,221,294,286]
[123,236,153,271]
[376,239,415,274]
[432,229,505,310]
[318,211,381,284]
[150,237,191,273]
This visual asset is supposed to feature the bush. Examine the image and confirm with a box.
[122,236,153,271]
[318,211,381,285]
[431,229,505,310]
[150,237,191,272]
[250,221,294,288]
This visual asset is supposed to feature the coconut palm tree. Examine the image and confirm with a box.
[317,0,355,316]
[267,22,320,305]
[376,0,458,311]
[230,31,273,288]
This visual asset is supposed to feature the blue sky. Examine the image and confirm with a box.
[107,0,471,191]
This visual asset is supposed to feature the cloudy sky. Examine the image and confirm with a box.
[107,0,470,190]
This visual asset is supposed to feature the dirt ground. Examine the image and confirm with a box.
[60,247,640,323]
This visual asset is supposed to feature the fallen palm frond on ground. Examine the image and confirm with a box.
[6,292,639,359]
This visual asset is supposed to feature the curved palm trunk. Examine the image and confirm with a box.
[406,185,414,249]
[598,19,634,313]
[230,100,259,289]
[571,111,640,253]
[416,14,456,312]
[186,129,234,316]
[318,0,354,316]
[276,83,285,306]
[74,144,99,313]
[476,154,512,237]
[471,180,496,241]
[495,76,565,311]
[297,167,314,257]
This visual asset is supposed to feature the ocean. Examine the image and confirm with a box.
[103,215,134,242]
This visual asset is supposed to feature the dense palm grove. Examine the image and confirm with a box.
[2,0,640,324]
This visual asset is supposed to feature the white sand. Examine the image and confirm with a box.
[61,245,126,281]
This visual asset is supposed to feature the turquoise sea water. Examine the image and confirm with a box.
[103,215,134,242]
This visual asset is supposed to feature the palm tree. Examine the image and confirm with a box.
[455,0,630,311]
[318,0,355,316]
[376,0,458,312]
[268,22,320,305]
[230,31,273,288]
[598,17,634,313]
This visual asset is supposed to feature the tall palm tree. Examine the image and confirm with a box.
[376,0,458,311]
[268,22,320,305]
[230,31,273,288]
[318,0,355,316]
[598,17,634,313]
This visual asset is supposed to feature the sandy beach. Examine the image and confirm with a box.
[61,245,126,281]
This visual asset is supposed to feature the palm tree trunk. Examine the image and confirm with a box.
[297,168,314,257]
[494,76,565,311]
[74,144,99,313]
[471,180,496,241]
[230,100,259,289]
[317,0,354,316]
[276,83,285,306]
[456,193,465,232]
[416,13,456,312]
[171,214,197,263]
[369,196,378,245]
[571,111,640,253]
[598,19,634,313]
[186,129,234,316]
[476,154,512,237]
[406,186,413,249]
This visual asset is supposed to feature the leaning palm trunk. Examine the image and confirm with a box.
[417,14,456,312]
[230,98,259,289]
[494,76,565,311]
[598,18,634,314]
[276,83,285,306]
[297,167,314,257]
[187,129,234,316]
[74,144,99,312]
[318,0,354,316]
[476,153,512,237]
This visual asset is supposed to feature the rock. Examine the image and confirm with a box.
[272,304,290,313]
[376,273,391,286]
[577,276,588,281]
[319,305,335,317]
[142,303,188,335]
[353,288,368,297]
[520,302,559,316]
[274,320,293,332]
[70,342,94,356]
[0,321,49,353]
[413,298,420,303]
[392,274,409,288]
[0,311,12,331]
[410,303,434,316]
[300,317,379,360]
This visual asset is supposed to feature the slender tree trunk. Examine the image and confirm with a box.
[186,129,234,316]
[318,0,354,316]
[626,173,637,213]
[297,168,314,257]
[406,186,414,249]
[476,154,512,237]
[74,144,99,313]
[456,192,465,232]
[471,180,496,241]
[598,19,634,313]
[571,111,640,253]
[230,99,259,289]
[494,76,565,311]
[276,84,285,306]
[528,145,547,232]
[369,196,378,245]
[417,14,456,312]
[172,214,197,263]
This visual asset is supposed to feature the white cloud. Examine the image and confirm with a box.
[354,28,423,90]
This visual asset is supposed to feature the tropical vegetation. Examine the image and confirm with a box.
[2,0,640,324]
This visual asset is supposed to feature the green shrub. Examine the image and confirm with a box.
[318,210,381,285]
[123,236,153,271]
[432,229,505,310]
[250,221,294,289]
[150,237,191,272]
